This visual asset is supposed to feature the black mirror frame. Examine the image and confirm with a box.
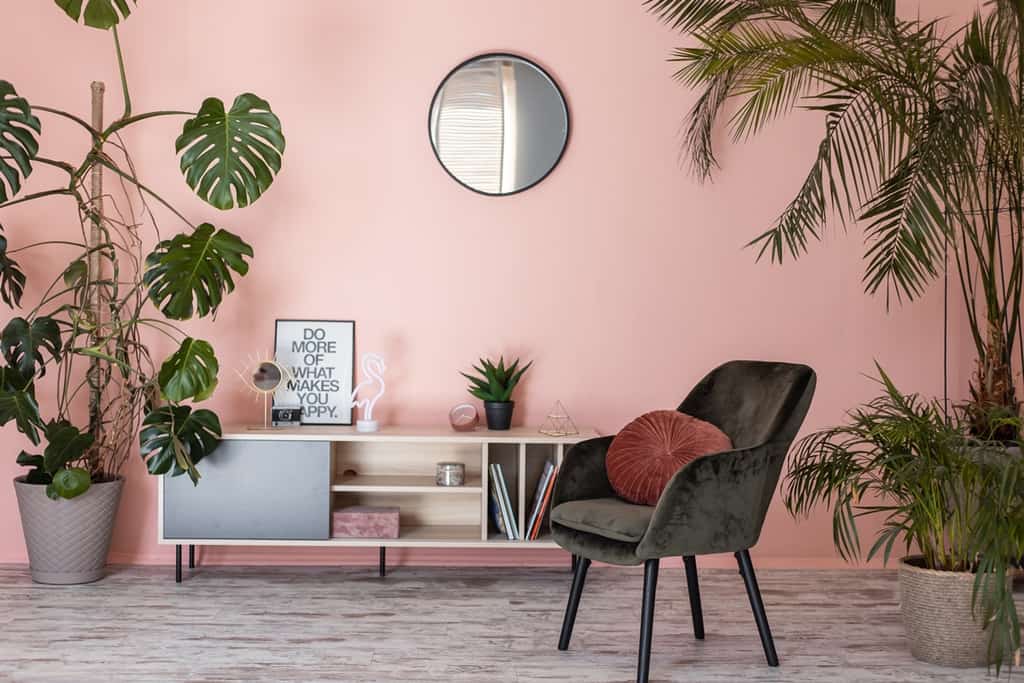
[427,52,571,197]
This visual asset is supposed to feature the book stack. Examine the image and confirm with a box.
[489,463,519,540]
[488,461,558,541]
[525,460,557,540]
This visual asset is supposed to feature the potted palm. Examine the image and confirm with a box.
[784,366,1024,670]
[461,356,532,430]
[2,2,285,583]
[646,2,1024,669]
[646,0,1024,439]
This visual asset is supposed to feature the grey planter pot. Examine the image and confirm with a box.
[13,476,123,585]
[899,556,1004,668]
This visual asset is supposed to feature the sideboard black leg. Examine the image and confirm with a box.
[175,544,182,584]
[379,546,386,577]
[188,544,195,569]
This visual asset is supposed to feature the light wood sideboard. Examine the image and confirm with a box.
[159,425,597,581]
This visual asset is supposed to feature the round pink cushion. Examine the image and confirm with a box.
[606,410,732,506]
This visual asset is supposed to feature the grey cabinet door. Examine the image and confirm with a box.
[163,440,330,540]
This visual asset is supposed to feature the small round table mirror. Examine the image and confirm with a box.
[253,361,283,393]
[429,53,569,196]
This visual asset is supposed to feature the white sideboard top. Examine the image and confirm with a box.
[221,424,601,444]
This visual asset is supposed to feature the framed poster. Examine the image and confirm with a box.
[274,320,355,425]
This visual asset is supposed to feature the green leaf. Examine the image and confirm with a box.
[49,467,91,499]
[0,389,42,445]
[0,233,26,307]
[0,364,34,393]
[62,259,88,289]
[16,451,43,468]
[54,0,135,29]
[17,450,50,484]
[24,468,51,485]
[140,405,222,484]
[143,223,253,320]
[42,420,95,475]
[158,337,219,403]
[1,316,61,378]
[0,81,40,203]
[176,94,285,210]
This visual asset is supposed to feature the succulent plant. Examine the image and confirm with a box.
[461,356,532,403]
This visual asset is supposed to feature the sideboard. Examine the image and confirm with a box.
[159,424,597,582]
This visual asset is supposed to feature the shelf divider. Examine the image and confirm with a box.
[480,443,489,541]
[518,442,527,541]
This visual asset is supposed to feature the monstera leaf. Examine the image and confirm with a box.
[140,405,222,484]
[0,233,26,307]
[0,386,42,445]
[1,316,61,378]
[62,259,88,289]
[42,419,95,475]
[143,223,252,320]
[0,82,40,203]
[17,451,50,485]
[0,364,34,393]
[54,0,135,29]
[176,94,285,210]
[158,337,219,402]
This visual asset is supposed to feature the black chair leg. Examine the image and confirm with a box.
[558,556,591,650]
[682,555,704,640]
[736,549,779,666]
[637,558,659,683]
[188,544,195,569]
[175,544,182,584]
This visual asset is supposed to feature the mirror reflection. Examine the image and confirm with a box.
[253,362,283,392]
[429,54,569,195]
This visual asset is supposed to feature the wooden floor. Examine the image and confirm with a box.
[0,563,1015,682]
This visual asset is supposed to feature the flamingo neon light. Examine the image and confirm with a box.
[350,353,387,432]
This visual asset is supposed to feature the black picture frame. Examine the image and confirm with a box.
[427,52,571,197]
[273,319,356,426]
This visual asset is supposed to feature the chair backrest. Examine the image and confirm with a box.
[677,360,816,450]
[634,360,817,558]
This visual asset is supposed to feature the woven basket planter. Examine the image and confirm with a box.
[13,476,123,585]
[898,556,1001,668]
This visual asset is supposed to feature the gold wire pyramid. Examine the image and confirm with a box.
[539,401,579,437]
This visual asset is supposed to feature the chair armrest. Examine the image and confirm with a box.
[552,436,616,508]
[635,442,787,559]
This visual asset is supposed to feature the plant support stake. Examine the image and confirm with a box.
[88,81,104,442]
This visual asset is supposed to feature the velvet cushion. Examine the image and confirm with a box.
[550,497,654,543]
[606,410,732,505]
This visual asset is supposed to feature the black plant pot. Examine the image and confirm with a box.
[484,401,514,430]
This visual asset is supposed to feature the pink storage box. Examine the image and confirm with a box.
[332,506,400,539]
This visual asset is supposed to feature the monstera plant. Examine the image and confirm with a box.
[1,2,284,513]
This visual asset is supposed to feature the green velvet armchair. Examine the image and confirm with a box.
[550,360,816,683]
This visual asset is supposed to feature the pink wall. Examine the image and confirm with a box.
[0,0,973,569]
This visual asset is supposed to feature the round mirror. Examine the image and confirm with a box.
[429,53,569,196]
[252,361,283,393]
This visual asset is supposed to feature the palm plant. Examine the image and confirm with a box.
[645,0,1024,437]
[784,365,1024,668]
[1,2,285,497]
